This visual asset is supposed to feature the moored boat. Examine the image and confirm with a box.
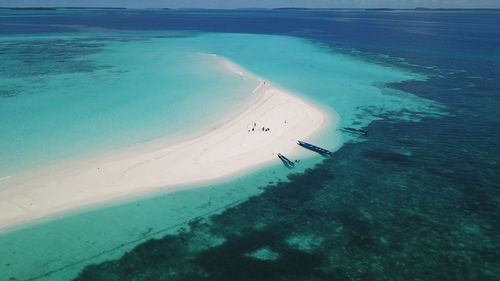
[277,153,295,167]
[297,140,332,155]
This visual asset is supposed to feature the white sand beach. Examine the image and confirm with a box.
[0,57,332,230]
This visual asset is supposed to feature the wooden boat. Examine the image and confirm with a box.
[277,153,295,167]
[297,141,332,155]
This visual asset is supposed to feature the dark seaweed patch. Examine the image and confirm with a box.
[0,39,110,80]
[362,149,413,165]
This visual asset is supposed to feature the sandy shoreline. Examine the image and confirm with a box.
[0,57,331,230]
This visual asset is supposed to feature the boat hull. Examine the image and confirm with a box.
[297,141,332,155]
[278,153,295,167]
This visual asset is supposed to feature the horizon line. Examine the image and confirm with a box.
[1,7,500,10]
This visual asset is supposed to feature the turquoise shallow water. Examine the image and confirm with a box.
[0,31,443,281]
[0,33,260,176]
[0,32,439,177]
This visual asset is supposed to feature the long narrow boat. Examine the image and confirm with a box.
[340,127,368,135]
[297,140,332,155]
[277,153,295,167]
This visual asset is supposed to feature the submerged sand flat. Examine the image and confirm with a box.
[0,57,331,230]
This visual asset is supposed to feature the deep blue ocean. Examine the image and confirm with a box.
[1,9,499,281]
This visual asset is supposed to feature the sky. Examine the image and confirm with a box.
[1,0,499,9]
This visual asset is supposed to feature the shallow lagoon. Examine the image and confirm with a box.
[0,32,435,177]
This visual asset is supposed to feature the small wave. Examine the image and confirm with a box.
[0,175,11,182]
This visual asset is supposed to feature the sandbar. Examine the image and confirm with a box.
[0,56,331,230]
